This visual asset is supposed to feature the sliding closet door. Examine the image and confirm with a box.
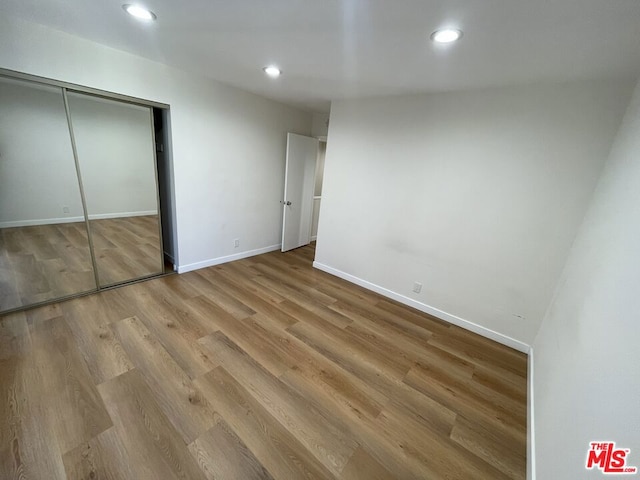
[66,92,163,287]
[0,77,97,311]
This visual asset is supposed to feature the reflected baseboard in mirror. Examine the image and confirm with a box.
[89,215,164,287]
[0,222,97,311]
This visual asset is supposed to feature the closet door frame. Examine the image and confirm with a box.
[0,68,168,109]
[0,68,170,314]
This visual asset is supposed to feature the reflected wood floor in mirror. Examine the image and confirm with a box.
[0,222,96,311]
[0,244,528,479]
[0,215,162,311]
[89,215,162,287]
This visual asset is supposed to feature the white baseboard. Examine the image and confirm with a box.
[0,217,83,228]
[89,210,157,220]
[312,261,530,354]
[311,235,318,241]
[0,210,157,228]
[177,244,281,273]
[527,347,536,480]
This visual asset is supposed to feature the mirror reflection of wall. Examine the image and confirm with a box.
[67,93,163,287]
[0,77,96,310]
[0,71,169,314]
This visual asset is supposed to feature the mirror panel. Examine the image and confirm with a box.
[66,92,163,287]
[0,77,97,311]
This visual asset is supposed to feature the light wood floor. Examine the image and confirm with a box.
[0,215,163,312]
[0,244,527,479]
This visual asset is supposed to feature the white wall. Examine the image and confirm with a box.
[0,16,312,269]
[532,76,640,479]
[311,112,330,138]
[315,80,633,347]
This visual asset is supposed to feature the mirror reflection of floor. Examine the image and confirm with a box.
[90,215,163,287]
[0,215,163,312]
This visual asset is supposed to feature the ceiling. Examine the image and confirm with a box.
[2,0,640,112]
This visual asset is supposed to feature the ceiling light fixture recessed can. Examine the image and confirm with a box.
[123,4,157,21]
[431,29,463,44]
[263,66,282,78]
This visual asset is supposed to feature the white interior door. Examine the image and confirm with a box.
[282,133,319,252]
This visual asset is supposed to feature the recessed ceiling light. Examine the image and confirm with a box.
[431,29,463,44]
[123,4,157,21]
[263,66,282,78]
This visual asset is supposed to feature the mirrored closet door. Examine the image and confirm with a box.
[67,93,163,287]
[0,71,167,314]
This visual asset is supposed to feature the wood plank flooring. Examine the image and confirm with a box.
[0,243,528,479]
[0,215,163,312]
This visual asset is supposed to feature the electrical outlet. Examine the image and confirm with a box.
[62,206,70,214]
[234,239,240,248]
[413,282,422,294]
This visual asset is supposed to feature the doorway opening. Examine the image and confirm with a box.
[281,133,327,253]
[311,139,326,241]
[153,107,178,271]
